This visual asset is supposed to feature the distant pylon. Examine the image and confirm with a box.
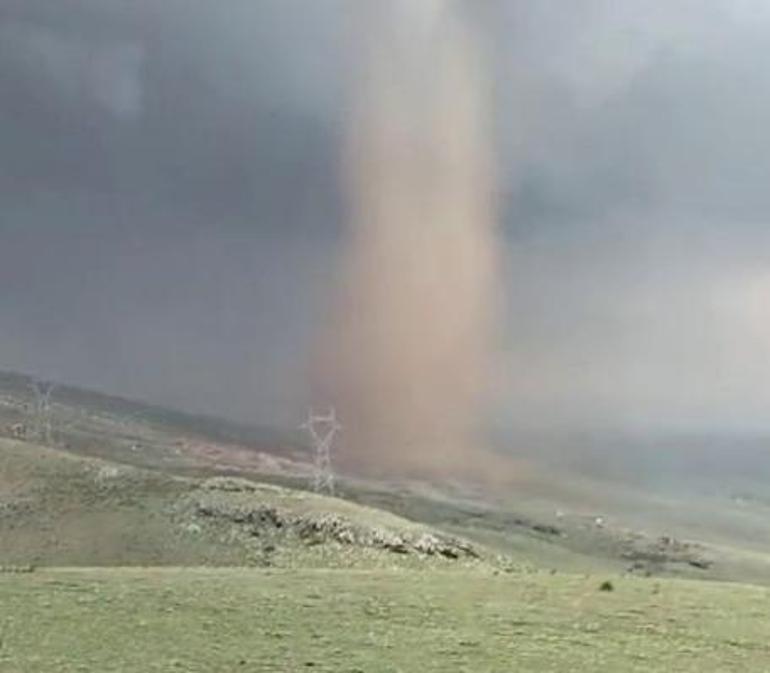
[30,380,55,444]
[301,407,341,495]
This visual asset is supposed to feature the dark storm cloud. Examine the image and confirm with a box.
[0,0,347,218]
[2,0,770,438]
[0,1,346,423]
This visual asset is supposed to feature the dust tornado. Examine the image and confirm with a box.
[317,1,500,475]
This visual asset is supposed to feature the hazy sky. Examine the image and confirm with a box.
[3,1,770,436]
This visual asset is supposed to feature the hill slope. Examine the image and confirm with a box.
[3,370,770,584]
[0,438,489,569]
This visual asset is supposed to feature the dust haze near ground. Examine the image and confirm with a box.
[315,2,501,475]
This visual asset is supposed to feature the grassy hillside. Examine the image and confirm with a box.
[0,370,293,451]
[1,567,769,672]
[3,369,770,584]
[0,438,490,570]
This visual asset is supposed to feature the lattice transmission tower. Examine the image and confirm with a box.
[30,380,56,444]
[301,407,341,495]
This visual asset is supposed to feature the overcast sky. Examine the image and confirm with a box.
[3,1,770,438]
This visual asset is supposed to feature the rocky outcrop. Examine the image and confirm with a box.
[186,477,480,561]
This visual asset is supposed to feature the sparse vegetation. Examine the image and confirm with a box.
[0,439,490,571]
[1,568,769,672]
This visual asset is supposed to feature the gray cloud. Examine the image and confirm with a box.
[0,20,145,120]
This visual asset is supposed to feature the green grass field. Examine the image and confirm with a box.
[1,567,769,672]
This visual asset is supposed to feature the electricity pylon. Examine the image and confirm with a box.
[30,380,55,444]
[301,407,340,495]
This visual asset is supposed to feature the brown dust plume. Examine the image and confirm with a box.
[316,2,501,476]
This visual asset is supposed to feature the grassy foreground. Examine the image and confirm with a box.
[1,568,769,672]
